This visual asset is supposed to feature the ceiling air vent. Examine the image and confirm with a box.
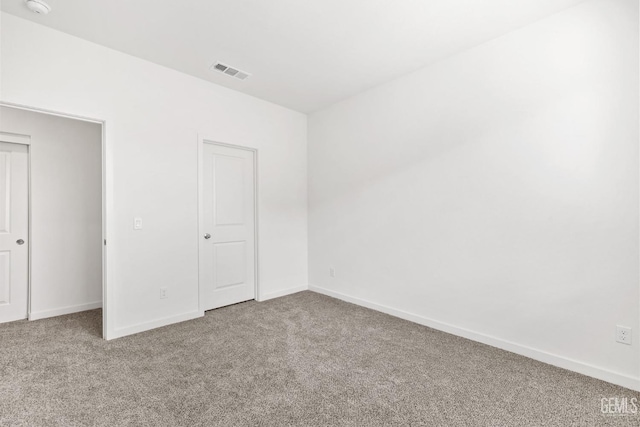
[210,62,251,81]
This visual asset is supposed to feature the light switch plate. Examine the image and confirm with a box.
[134,217,143,230]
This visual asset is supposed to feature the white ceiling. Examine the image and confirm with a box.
[1,0,587,113]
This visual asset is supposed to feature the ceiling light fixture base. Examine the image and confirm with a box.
[25,0,52,14]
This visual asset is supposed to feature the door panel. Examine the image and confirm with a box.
[214,156,245,226]
[0,142,29,323]
[200,143,255,311]
[0,252,11,305]
[0,151,11,233]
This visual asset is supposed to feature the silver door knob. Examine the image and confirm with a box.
[16,239,24,245]
[204,233,211,240]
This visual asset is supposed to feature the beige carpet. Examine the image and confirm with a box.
[1,291,638,426]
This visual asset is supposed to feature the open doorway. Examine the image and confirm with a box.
[0,105,105,337]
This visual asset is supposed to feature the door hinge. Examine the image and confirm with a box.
[104,239,107,245]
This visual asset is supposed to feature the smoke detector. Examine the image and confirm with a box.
[210,62,251,81]
[25,0,51,14]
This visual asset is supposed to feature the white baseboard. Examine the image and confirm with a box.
[309,285,640,392]
[108,285,308,340]
[259,284,308,302]
[109,310,203,340]
[29,301,102,321]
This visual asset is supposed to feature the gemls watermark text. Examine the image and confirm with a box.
[601,397,638,416]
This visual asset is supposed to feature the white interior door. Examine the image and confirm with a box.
[200,142,256,311]
[0,142,29,324]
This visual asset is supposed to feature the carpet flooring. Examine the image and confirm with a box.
[1,291,639,426]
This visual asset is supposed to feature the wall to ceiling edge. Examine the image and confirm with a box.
[2,0,639,393]
[308,0,640,390]
[0,12,309,339]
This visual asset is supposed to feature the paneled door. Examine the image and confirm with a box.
[200,142,255,310]
[0,142,29,324]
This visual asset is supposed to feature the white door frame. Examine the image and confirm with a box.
[0,132,31,321]
[197,136,260,313]
[0,102,109,339]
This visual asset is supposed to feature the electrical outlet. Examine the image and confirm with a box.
[329,267,335,278]
[133,217,143,230]
[160,287,168,299]
[616,325,632,345]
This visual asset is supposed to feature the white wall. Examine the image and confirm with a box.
[0,106,102,319]
[308,0,639,388]
[0,13,308,339]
